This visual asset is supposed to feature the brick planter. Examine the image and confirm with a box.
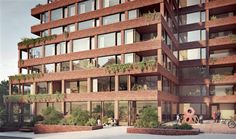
[127,127,200,135]
[0,127,19,132]
[34,124,103,134]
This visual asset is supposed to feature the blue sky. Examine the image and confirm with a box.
[0,0,46,81]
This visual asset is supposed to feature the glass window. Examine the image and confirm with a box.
[117,32,121,46]
[78,19,95,30]
[131,76,158,90]
[124,53,134,64]
[30,47,41,58]
[56,42,66,55]
[45,64,55,73]
[68,4,75,17]
[179,0,200,8]
[36,82,48,94]
[179,30,206,43]
[119,76,128,91]
[103,0,124,8]
[73,59,95,70]
[64,24,76,32]
[61,61,70,72]
[103,14,120,25]
[210,67,233,76]
[125,29,134,44]
[181,67,207,79]
[51,27,63,35]
[98,32,116,48]
[73,37,90,52]
[179,85,207,96]
[210,85,234,96]
[179,48,206,61]
[201,11,205,22]
[29,65,42,74]
[51,8,63,21]
[41,30,49,37]
[98,55,116,67]
[78,0,95,14]
[92,76,115,92]
[41,12,49,23]
[45,44,55,57]
[128,9,138,20]
[179,12,200,25]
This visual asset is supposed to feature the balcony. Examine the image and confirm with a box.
[210,74,236,84]
[209,55,236,66]
[180,95,236,103]
[206,16,236,28]
[206,0,236,10]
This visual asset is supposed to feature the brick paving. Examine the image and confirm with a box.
[193,123,236,134]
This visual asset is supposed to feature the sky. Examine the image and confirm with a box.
[0,0,46,81]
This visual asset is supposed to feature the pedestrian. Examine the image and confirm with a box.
[213,111,216,123]
[216,110,221,123]
[176,114,180,124]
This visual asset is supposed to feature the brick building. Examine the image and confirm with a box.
[5,0,236,126]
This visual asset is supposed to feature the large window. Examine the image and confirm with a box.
[179,48,206,61]
[180,67,207,79]
[119,76,128,91]
[210,67,233,76]
[128,9,139,20]
[73,37,90,52]
[179,0,205,8]
[97,55,121,67]
[210,85,234,96]
[51,27,63,35]
[60,61,70,72]
[179,11,205,25]
[36,82,48,94]
[45,64,55,73]
[179,85,207,96]
[102,13,124,25]
[64,4,75,18]
[30,47,41,58]
[56,42,66,55]
[45,44,55,57]
[125,29,140,44]
[92,76,115,92]
[41,12,49,23]
[65,80,88,94]
[98,32,121,48]
[124,53,134,64]
[73,59,95,70]
[78,0,95,14]
[179,30,206,43]
[131,76,158,91]
[103,0,125,8]
[64,24,76,32]
[78,19,95,30]
[51,8,63,21]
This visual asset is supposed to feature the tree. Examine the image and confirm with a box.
[0,80,9,106]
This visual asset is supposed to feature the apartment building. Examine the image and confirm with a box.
[5,0,236,126]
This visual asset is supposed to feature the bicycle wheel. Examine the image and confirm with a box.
[228,120,236,128]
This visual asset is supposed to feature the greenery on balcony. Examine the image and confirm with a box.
[106,60,157,74]
[3,93,65,103]
[229,33,236,42]
[210,15,217,20]
[9,73,44,82]
[143,10,160,22]
[18,35,57,47]
[211,74,225,82]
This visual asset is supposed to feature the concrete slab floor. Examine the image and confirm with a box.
[0,126,236,139]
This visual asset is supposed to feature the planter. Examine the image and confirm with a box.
[34,124,103,134]
[0,127,19,132]
[127,127,200,135]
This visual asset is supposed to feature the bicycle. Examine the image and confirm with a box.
[228,119,236,128]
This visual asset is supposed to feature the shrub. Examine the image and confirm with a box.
[86,118,97,126]
[172,123,192,130]
[42,106,63,125]
[134,106,159,128]
[30,115,44,126]
[71,108,89,126]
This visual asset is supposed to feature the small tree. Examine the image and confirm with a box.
[71,108,89,126]
[134,106,159,128]
[42,106,63,125]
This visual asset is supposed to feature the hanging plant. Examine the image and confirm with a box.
[18,35,57,47]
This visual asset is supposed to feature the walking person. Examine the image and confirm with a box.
[213,111,216,123]
[176,114,180,124]
[216,110,221,123]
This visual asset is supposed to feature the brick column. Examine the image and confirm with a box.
[125,11,128,21]
[31,82,36,115]
[121,30,125,45]
[114,100,119,120]
[157,49,163,65]
[158,75,162,91]
[115,75,119,91]
[61,80,65,114]
[49,82,53,94]
[87,101,92,114]
[157,23,162,39]
[128,75,131,91]
[158,100,162,123]
[87,78,91,93]
[94,35,98,49]
[69,60,73,71]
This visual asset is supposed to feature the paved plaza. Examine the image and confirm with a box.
[0,126,236,139]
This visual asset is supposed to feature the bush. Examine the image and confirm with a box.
[172,123,192,130]
[42,106,63,125]
[71,108,89,126]
[134,106,159,128]
[86,118,97,126]
[30,115,44,126]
